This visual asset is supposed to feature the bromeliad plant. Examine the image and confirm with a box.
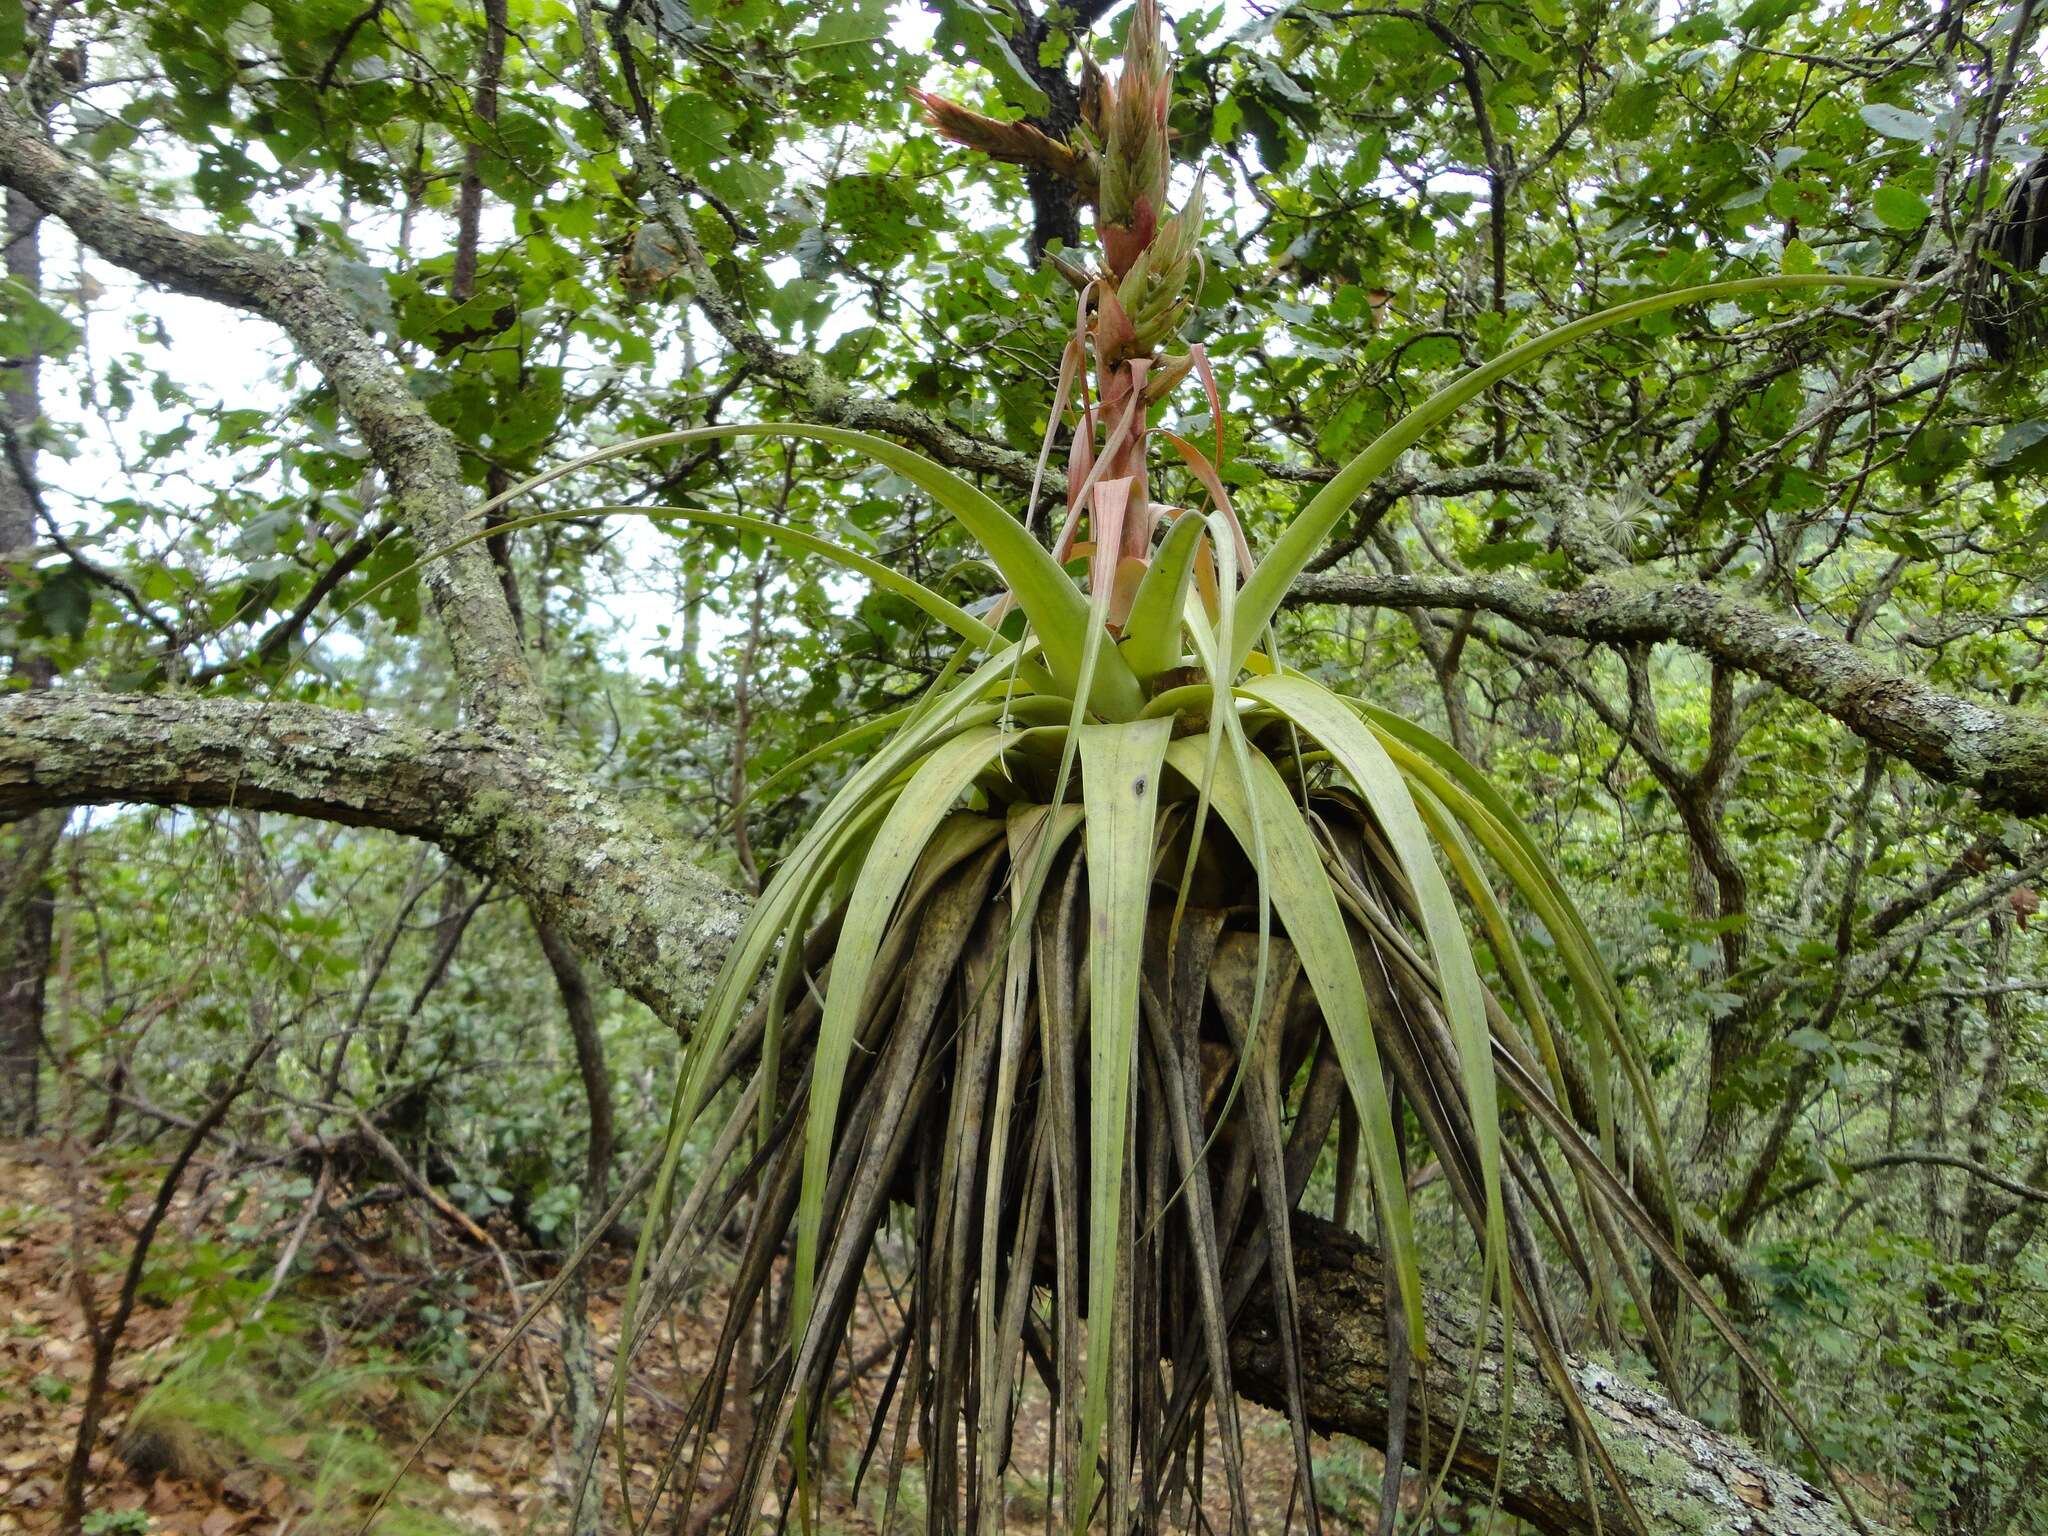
[384,5,1903,1532]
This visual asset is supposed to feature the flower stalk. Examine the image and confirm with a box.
[914,0,1241,633]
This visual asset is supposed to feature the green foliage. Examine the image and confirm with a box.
[80,1510,151,1536]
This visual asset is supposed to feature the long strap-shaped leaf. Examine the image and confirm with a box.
[1168,527,1273,1188]
[785,725,1028,1515]
[1398,775,1625,1341]
[1356,703,1620,1014]
[607,775,905,1493]
[1231,273,1907,667]
[1071,717,1173,1534]
[686,644,1031,1119]
[789,725,1022,1343]
[1489,1040,1876,1536]
[1244,676,1509,1349]
[1360,711,1678,1233]
[1160,735,1428,1353]
[605,652,1032,1499]
[1391,746,1625,1157]
[975,804,1086,1536]
[468,422,1145,718]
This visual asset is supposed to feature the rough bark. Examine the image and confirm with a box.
[1246,1215,1867,1536]
[0,690,744,1028]
[1288,569,2048,813]
[0,811,56,1134]
[533,912,610,1536]
[0,146,59,1136]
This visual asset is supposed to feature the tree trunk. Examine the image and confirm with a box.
[534,912,612,1536]
[0,811,59,1134]
[0,169,60,1135]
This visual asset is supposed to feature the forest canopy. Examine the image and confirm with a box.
[4,1,2048,1535]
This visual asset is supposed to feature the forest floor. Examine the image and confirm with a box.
[0,1141,1393,1536]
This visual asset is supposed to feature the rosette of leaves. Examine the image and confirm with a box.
[375,8,1905,1533]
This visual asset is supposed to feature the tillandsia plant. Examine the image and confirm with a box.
[357,5,1911,1533]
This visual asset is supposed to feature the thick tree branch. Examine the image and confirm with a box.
[0,101,536,728]
[1250,1216,1868,1536]
[0,691,743,1027]
[1287,569,2048,812]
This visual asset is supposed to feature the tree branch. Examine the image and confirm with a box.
[0,690,743,1027]
[1755,1148,2048,1221]
[0,100,536,728]
[1286,569,2048,812]
[1245,1215,1870,1536]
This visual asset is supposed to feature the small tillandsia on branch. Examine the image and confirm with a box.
[351,5,1914,1532]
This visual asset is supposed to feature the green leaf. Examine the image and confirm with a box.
[27,566,93,639]
[808,0,889,49]
[1250,675,1509,1333]
[930,0,1051,116]
[659,92,740,176]
[1069,717,1172,1533]
[1873,183,1931,230]
[1401,333,1461,371]
[1860,102,1937,143]
[1985,419,2048,478]
[1782,238,1819,275]
[1358,708,1682,1242]
[1161,733,1427,1353]
[1117,512,1205,680]
[1735,0,1803,33]
[1465,538,1545,571]
[1767,179,1831,224]
[0,279,80,361]
[1665,11,1729,42]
